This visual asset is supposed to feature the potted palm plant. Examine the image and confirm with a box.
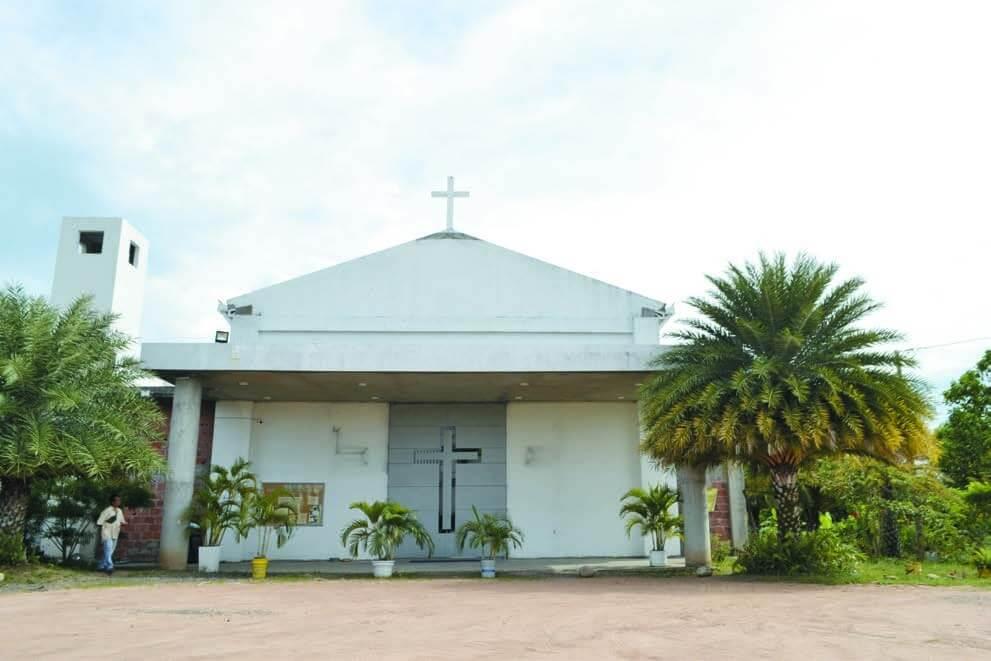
[454,506,524,578]
[619,484,683,567]
[237,486,297,579]
[339,501,434,577]
[183,458,256,573]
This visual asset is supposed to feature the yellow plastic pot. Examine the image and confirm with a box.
[252,557,269,579]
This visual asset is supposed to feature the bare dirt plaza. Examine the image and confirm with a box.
[1,577,988,659]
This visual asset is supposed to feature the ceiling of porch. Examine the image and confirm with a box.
[158,371,652,403]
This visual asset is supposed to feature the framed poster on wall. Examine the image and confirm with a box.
[263,482,325,527]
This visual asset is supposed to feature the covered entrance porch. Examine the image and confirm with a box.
[147,362,717,568]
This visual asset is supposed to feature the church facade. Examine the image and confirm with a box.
[50,194,744,568]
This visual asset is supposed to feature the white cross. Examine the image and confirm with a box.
[431,175,469,232]
[414,427,481,533]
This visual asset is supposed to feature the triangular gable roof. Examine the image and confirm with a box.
[228,232,669,325]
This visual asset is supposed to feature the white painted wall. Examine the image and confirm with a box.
[50,217,148,354]
[506,402,646,558]
[223,235,669,346]
[212,401,389,561]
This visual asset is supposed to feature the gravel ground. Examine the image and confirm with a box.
[1,576,989,659]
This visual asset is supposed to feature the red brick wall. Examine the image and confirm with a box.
[116,398,215,564]
[708,480,732,542]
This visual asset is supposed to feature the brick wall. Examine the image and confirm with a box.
[116,398,215,564]
[708,480,732,542]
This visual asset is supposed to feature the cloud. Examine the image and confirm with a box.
[1,1,988,403]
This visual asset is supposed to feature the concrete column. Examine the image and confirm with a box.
[727,463,749,549]
[159,376,202,570]
[677,465,711,567]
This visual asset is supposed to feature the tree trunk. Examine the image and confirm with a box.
[770,464,802,537]
[880,478,901,557]
[0,477,31,563]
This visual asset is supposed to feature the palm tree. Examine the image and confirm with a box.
[339,500,434,560]
[619,484,682,552]
[0,287,164,562]
[240,486,297,559]
[454,506,524,559]
[184,458,257,547]
[640,254,932,537]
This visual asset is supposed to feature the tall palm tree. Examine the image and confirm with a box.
[0,286,164,561]
[640,254,932,536]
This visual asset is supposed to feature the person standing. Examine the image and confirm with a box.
[96,494,126,575]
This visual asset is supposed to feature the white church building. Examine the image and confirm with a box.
[50,180,746,569]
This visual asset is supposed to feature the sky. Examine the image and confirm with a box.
[1,1,989,416]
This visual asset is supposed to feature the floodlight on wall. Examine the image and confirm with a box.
[215,330,230,343]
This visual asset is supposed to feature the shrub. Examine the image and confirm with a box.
[973,548,991,575]
[710,534,731,563]
[0,532,25,565]
[734,527,862,577]
[799,457,978,560]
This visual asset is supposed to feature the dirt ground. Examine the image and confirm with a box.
[1,577,989,659]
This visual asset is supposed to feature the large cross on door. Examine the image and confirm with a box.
[413,427,481,533]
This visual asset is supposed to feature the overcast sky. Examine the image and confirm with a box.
[2,1,989,413]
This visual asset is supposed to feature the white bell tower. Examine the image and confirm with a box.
[50,217,149,354]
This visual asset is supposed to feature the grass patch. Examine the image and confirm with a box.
[0,562,208,593]
[4,558,989,591]
[718,556,991,588]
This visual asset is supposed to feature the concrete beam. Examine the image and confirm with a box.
[159,376,202,570]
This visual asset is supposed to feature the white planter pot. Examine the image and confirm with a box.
[372,560,395,578]
[480,559,496,578]
[649,550,667,567]
[198,545,221,573]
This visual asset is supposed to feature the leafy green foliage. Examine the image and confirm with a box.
[963,481,991,515]
[30,476,153,562]
[237,485,297,558]
[0,287,165,557]
[734,526,863,576]
[454,506,523,559]
[184,458,256,547]
[938,350,991,488]
[0,531,24,564]
[710,534,731,563]
[0,286,165,481]
[805,456,977,561]
[973,547,991,571]
[618,483,682,551]
[640,254,932,535]
[339,500,434,561]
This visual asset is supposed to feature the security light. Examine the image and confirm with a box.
[215,330,230,343]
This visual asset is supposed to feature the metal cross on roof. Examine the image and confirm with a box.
[431,176,469,232]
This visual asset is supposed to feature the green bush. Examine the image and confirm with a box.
[0,532,25,565]
[734,527,862,576]
[973,547,991,572]
[710,534,731,563]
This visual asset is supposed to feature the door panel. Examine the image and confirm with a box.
[388,404,507,558]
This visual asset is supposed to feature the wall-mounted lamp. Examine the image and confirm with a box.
[215,330,230,343]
